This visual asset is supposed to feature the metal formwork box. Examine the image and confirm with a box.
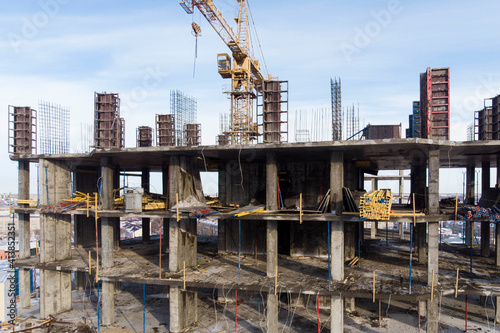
[257,80,288,143]
[156,114,176,147]
[94,92,123,149]
[136,126,153,147]
[420,67,450,140]
[184,123,201,147]
[8,106,37,154]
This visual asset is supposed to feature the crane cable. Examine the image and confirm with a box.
[246,0,270,79]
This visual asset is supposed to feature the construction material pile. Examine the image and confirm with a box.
[457,205,500,222]
[39,192,90,213]
[359,189,393,220]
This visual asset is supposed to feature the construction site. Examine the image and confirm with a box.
[4,1,500,333]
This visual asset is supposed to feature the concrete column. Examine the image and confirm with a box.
[345,297,355,313]
[169,287,197,333]
[399,169,405,204]
[482,161,490,192]
[416,223,427,264]
[100,157,115,325]
[398,222,404,239]
[142,168,150,242]
[162,163,169,251]
[427,222,439,333]
[466,165,475,205]
[330,151,343,215]
[496,297,500,324]
[39,159,72,318]
[465,221,473,247]
[266,152,278,278]
[370,222,376,239]
[411,155,427,264]
[481,222,490,257]
[496,222,500,267]
[331,221,344,333]
[267,290,279,333]
[497,155,500,188]
[266,221,278,278]
[427,148,440,333]
[18,161,31,308]
[344,223,356,260]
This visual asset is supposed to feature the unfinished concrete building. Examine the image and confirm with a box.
[9,136,500,332]
[420,67,450,140]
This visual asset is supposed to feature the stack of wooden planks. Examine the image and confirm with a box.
[359,189,393,220]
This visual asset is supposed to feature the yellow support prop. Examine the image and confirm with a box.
[372,271,376,302]
[234,207,265,217]
[176,193,181,222]
[455,268,459,298]
[299,193,303,224]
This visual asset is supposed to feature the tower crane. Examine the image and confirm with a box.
[179,0,267,145]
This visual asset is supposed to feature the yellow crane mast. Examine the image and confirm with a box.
[180,0,266,145]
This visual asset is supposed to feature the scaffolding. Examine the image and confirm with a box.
[8,106,37,154]
[331,78,342,141]
[184,124,201,147]
[420,67,450,140]
[38,101,70,154]
[94,92,124,149]
[156,114,175,147]
[257,80,288,143]
[170,90,197,146]
[137,126,153,147]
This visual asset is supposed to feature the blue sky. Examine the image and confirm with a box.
[1,0,500,195]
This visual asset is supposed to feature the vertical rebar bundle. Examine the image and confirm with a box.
[94,92,124,149]
[38,101,70,154]
[184,124,201,147]
[170,90,197,146]
[79,123,94,153]
[156,114,175,147]
[8,106,37,154]
[331,78,342,141]
[137,126,153,147]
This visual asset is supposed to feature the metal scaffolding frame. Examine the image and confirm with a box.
[38,101,70,154]
[331,78,342,141]
[156,114,176,147]
[8,106,37,154]
[94,92,124,149]
[170,90,197,146]
[79,122,94,153]
[137,126,153,147]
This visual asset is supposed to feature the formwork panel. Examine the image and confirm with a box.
[94,92,123,149]
[136,126,153,147]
